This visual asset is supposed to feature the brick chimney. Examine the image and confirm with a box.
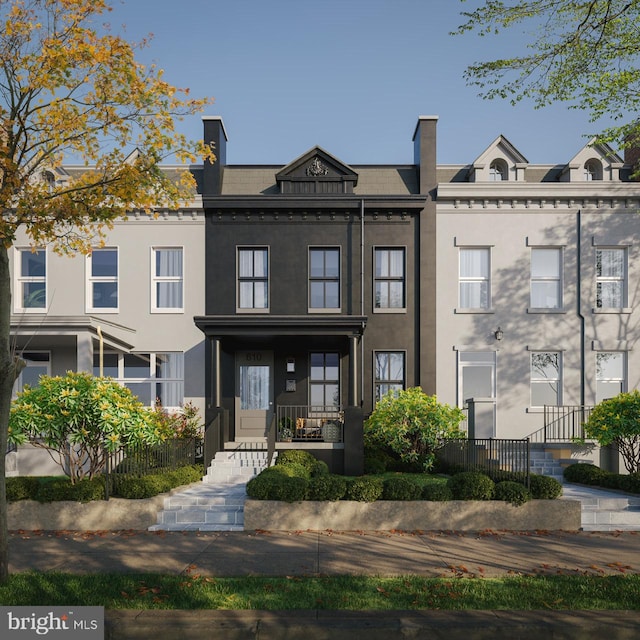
[202,116,227,196]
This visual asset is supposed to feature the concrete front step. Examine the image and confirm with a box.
[561,484,640,531]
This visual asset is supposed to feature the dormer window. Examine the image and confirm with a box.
[584,159,603,181]
[489,160,507,181]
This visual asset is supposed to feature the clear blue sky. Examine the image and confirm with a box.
[106,0,617,166]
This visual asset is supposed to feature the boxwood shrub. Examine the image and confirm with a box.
[6,477,40,502]
[563,463,609,485]
[307,474,347,501]
[448,471,495,500]
[421,483,453,501]
[246,472,309,502]
[529,474,563,499]
[345,476,384,502]
[382,476,422,501]
[493,480,531,506]
[275,450,318,472]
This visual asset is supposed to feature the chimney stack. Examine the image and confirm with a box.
[202,116,228,196]
[412,116,438,195]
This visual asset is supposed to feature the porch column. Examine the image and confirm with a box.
[349,334,359,407]
[211,337,222,407]
[76,332,93,373]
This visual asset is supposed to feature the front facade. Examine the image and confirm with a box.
[8,115,640,475]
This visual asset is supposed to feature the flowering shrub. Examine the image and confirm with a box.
[9,371,165,483]
[150,401,203,441]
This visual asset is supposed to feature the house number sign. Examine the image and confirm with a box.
[244,352,263,362]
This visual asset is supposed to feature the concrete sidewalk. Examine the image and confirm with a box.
[8,528,640,639]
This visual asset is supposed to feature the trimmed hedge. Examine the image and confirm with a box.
[112,465,203,499]
[382,476,422,501]
[493,481,531,506]
[448,471,495,500]
[529,474,563,499]
[563,463,640,494]
[345,476,384,502]
[7,476,105,503]
[421,483,453,501]
[307,474,348,501]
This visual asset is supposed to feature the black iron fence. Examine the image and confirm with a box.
[437,438,530,487]
[543,405,594,442]
[104,437,198,499]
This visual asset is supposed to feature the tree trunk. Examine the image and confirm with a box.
[0,245,15,583]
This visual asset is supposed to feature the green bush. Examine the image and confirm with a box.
[382,476,422,501]
[307,474,348,501]
[448,471,495,500]
[618,473,640,494]
[112,464,202,499]
[563,463,608,485]
[310,460,330,477]
[269,462,311,481]
[6,477,40,502]
[421,483,453,501]
[33,476,106,502]
[246,472,308,502]
[275,450,317,471]
[529,474,563,499]
[493,481,531,506]
[345,476,384,502]
[364,446,395,474]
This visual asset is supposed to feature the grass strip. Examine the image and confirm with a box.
[0,573,638,610]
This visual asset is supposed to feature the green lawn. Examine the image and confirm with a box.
[1,573,638,610]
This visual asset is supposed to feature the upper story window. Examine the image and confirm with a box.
[15,248,46,311]
[489,160,507,181]
[459,248,490,310]
[584,159,603,181]
[530,352,562,407]
[596,352,625,403]
[87,248,118,312]
[530,248,562,309]
[374,248,405,310]
[152,247,183,312]
[596,248,626,309]
[374,351,405,402]
[309,247,340,311]
[238,247,269,311]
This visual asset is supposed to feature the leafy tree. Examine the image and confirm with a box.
[0,0,213,582]
[9,371,165,483]
[364,387,465,472]
[583,390,640,473]
[455,0,640,149]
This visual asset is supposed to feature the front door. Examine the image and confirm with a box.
[458,351,496,436]
[235,351,273,440]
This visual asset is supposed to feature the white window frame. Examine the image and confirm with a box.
[595,247,627,310]
[308,246,341,312]
[489,160,507,181]
[530,247,563,311]
[530,351,562,408]
[237,247,269,312]
[374,247,406,312]
[458,247,491,311]
[596,352,626,404]
[14,247,47,313]
[86,247,119,313]
[151,246,184,313]
[374,351,406,403]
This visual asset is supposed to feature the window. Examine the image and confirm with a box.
[374,248,405,310]
[87,248,118,311]
[584,160,602,181]
[530,248,562,309]
[459,248,490,310]
[596,352,625,403]
[238,247,268,310]
[13,352,50,397]
[310,353,339,409]
[16,248,46,311]
[92,352,184,408]
[596,248,626,308]
[489,160,507,181]
[152,247,183,311]
[309,248,340,310]
[374,351,405,402]
[530,352,561,407]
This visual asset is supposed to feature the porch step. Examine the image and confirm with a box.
[529,447,564,482]
[149,447,274,532]
[562,484,640,531]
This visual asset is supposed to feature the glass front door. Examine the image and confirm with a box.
[235,351,273,439]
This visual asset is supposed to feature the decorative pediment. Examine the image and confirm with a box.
[276,146,358,194]
[560,138,624,182]
[468,135,529,182]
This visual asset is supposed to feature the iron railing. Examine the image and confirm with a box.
[437,438,530,487]
[543,405,594,442]
[276,405,344,442]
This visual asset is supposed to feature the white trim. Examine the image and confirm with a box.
[151,246,185,314]
[14,247,48,313]
[86,247,119,314]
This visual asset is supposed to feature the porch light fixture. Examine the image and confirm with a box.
[494,327,504,341]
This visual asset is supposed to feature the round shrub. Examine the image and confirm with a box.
[563,463,608,485]
[270,462,311,480]
[307,474,348,501]
[364,446,395,474]
[275,450,317,471]
[382,476,422,501]
[447,471,495,500]
[345,476,384,502]
[310,460,330,477]
[421,483,453,502]
[619,473,640,494]
[6,477,40,502]
[493,481,531,506]
[529,474,563,499]
[246,472,308,502]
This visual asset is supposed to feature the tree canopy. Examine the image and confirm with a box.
[455,0,640,148]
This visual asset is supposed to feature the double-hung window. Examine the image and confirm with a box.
[310,353,340,410]
[530,248,562,309]
[459,248,490,310]
[16,248,46,311]
[596,352,625,403]
[374,248,405,310]
[374,351,405,402]
[596,248,626,309]
[238,247,269,310]
[309,247,340,310]
[530,352,561,407]
[152,247,183,311]
[87,248,118,311]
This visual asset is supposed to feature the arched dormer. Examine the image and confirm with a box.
[468,135,528,182]
[561,139,623,182]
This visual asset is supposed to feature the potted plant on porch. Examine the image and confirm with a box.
[278,417,294,442]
